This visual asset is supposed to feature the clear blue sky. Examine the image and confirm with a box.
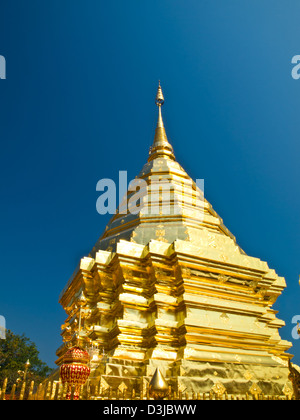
[0,0,299,368]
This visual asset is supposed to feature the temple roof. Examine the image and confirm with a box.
[90,83,242,257]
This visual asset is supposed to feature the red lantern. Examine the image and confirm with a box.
[60,346,91,400]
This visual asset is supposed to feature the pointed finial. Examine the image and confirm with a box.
[155,81,164,106]
[149,368,169,400]
[148,81,175,162]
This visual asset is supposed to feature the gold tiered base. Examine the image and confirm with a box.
[57,234,293,397]
[85,357,292,398]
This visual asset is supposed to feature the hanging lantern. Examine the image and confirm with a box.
[60,346,91,400]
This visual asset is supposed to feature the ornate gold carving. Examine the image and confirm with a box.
[181,267,191,278]
[249,383,262,397]
[211,381,226,396]
[257,287,268,300]
[207,232,217,248]
[118,382,128,393]
[106,367,113,376]
[218,274,229,284]
[249,280,258,290]
[100,377,110,391]
[179,367,186,376]
[220,313,230,324]
[282,382,293,399]
[178,382,187,393]
[244,370,253,381]
[156,229,165,237]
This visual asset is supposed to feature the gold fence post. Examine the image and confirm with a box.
[56,382,63,400]
[1,378,7,400]
[37,383,44,400]
[9,384,16,400]
[41,383,48,400]
[50,381,57,400]
[43,381,48,400]
[19,381,26,400]
[94,383,99,397]
[27,380,34,400]
[62,383,68,400]
[45,381,52,400]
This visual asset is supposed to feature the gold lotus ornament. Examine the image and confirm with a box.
[149,368,169,400]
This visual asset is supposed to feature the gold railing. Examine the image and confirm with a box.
[0,377,293,400]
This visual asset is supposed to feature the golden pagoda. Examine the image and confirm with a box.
[56,83,295,397]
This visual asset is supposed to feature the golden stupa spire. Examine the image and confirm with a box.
[148,81,175,162]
